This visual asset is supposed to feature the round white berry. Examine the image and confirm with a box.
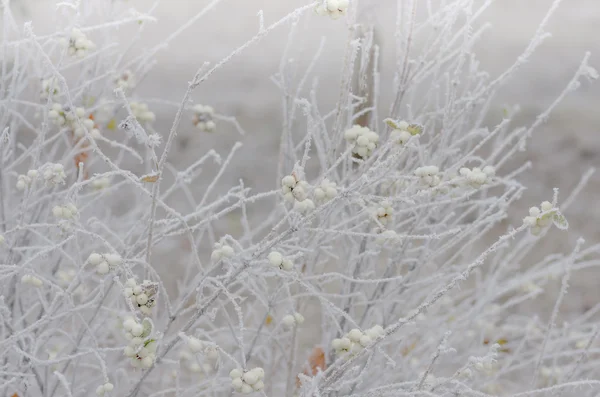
[293,312,305,324]
[340,337,351,350]
[359,334,372,347]
[370,325,384,337]
[252,380,264,391]
[88,253,102,266]
[137,348,149,358]
[52,206,63,218]
[96,262,110,275]
[282,314,296,328]
[331,338,342,350]
[123,318,136,331]
[130,324,144,337]
[136,293,148,305]
[268,251,283,267]
[347,328,362,342]
[141,356,153,368]
[231,377,243,390]
[242,371,259,385]
[104,253,122,267]
[281,259,294,271]
[221,245,234,257]
[230,368,243,379]
[314,188,325,200]
[188,337,203,353]
[123,346,135,357]
[251,367,264,379]
[282,175,297,187]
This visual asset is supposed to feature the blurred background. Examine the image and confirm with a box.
[10,0,600,312]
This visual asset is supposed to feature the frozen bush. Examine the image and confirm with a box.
[0,0,599,397]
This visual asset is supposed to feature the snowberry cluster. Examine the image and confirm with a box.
[281,174,315,213]
[21,274,43,287]
[74,120,100,139]
[122,317,156,368]
[459,166,495,188]
[331,325,385,355]
[372,200,393,225]
[16,169,38,191]
[52,203,78,220]
[124,278,158,315]
[62,28,96,58]
[282,312,305,328]
[344,125,379,158]
[95,382,114,396]
[267,251,294,271]
[414,166,441,187]
[313,178,338,201]
[91,176,111,190]
[48,104,101,138]
[192,104,216,132]
[40,77,60,100]
[48,103,72,126]
[130,102,156,123]
[41,163,67,186]
[179,336,219,373]
[115,70,136,90]
[211,242,235,262]
[387,119,422,145]
[522,201,565,236]
[229,367,265,394]
[88,252,123,275]
[314,0,349,19]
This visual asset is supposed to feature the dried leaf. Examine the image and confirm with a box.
[141,173,159,183]
[308,346,326,372]
[407,123,423,136]
[483,337,510,353]
[265,315,273,326]
[296,347,326,387]
[106,118,117,130]
[384,118,399,129]
[401,340,418,356]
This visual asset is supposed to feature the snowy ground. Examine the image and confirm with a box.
[14,0,600,311]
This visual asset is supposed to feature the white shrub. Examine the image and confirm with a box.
[0,0,598,396]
